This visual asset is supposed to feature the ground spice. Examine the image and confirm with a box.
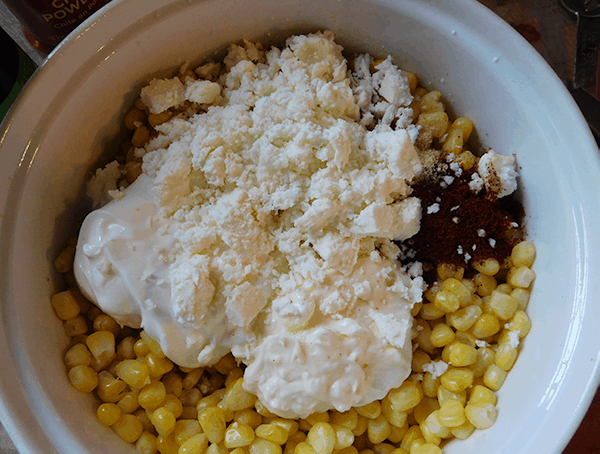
[398,161,524,283]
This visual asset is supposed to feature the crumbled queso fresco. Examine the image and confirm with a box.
[74,31,518,420]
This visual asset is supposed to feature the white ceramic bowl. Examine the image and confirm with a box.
[1,0,599,452]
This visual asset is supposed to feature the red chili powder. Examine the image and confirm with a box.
[398,164,523,282]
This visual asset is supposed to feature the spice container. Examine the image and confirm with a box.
[1,0,111,56]
[0,27,36,122]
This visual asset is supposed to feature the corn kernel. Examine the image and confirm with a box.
[436,387,466,407]
[448,343,477,367]
[271,418,298,436]
[255,399,277,418]
[440,368,473,393]
[351,414,368,437]
[234,409,263,429]
[93,314,120,338]
[199,406,226,444]
[116,337,137,360]
[471,313,500,339]
[256,423,288,445]
[411,444,442,454]
[510,288,531,311]
[221,378,257,412]
[468,348,496,378]
[332,424,354,449]
[436,400,465,428]
[472,258,500,276]
[113,413,143,443]
[86,330,116,363]
[97,402,122,426]
[367,414,391,444]
[140,381,167,410]
[429,324,455,348]
[145,353,174,378]
[423,411,450,438]
[118,391,140,414]
[511,241,536,267]
[162,372,184,397]
[156,434,179,454]
[422,373,440,399]
[116,359,151,390]
[451,117,474,141]
[507,266,536,288]
[413,398,440,425]
[160,394,184,419]
[178,433,208,453]
[63,315,89,337]
[419,303,445,321]
[356,401,381,419]
[68,365,98,393]
[64,343,92,368]
[151,407,176,436]
[388,381,423,412]
[495,342,519,371]
[483,364,508,391]
[469,385,497,406]
[136,431,158,454]
[455,150,477,170]
[418,112,449,139]
[329,409,358,431]
[307,422,336,454]
[447,305,482,332]
[464,402,497,429]
[473,273,497,297]
[450,419,476,440]
[225,422,256,448]
[506,310,532,338]
[140,331,166,358]
[433,289,460,313]
[294,442,316,454]
[181,388,202,407]
[487,291,519,320]
[51,290,81,320]
[134,339,151,357]
[419,420,441,446]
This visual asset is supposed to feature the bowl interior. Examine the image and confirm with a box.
[1,0,599,452]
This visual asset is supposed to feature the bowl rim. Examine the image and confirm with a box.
[0,0,599,452]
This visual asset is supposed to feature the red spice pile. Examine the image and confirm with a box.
[398,162,523,283]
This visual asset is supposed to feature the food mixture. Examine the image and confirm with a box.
[51,31,536,454]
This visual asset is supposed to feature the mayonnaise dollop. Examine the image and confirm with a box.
[74,31,425,418]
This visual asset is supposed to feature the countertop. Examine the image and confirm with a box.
[0,0,598,452]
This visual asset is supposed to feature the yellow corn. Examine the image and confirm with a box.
[97,402,122,426]
[221,378,257,412]
[454,150,477,170]
[433,289,460,313]
[469,385,497,406]
[436,387,466,407]
[92,314,121,337]
[437,263,464,281]
[63,315,89,337]
[418,112,449,139]
[271,418,299,436]
[117,337,137,360]
[511,241,536,267]
[156,434,179,454]
[225,422,256,448]
[468,348,496,378]
[447,305,482,332]
[439,368,473,393]
[64,343,92,368]
[464,402,497,429]
[411,444,442,454]
[178,433,208,453]
[470,313,500,339]
[113,413,143,443]
[329,409,358,431]
[294,442,316,454]
[332,424,354,449]
[180,388,202,407]
[412,398,440,425]
[487,291,519,320]
[146,353,174,377]
[419,420,441,446]
[140,331,166,358]
[367,414,391,444]
[441,127,464,155]
[451,117,474,141]
[306,412,330,425]
[495,342,519,371]
[118,391,140,414]
[429,324,455,348]
[473,273,497,297]
[483,364,508,391]
[405,72,418,92]
[134,339,151,357]
[160,394,183,419]
[162,372,184,397]
[506,266,536,288]
[450,419,476,440]
[510,288,531,311]
[381,396,408,428]
[388,381,423,412]
[422,373,440,399]
[506,310,532,338]
[51,290,81,320]
[135,431,158,454]
[307,422,336,454]
[116,359,151,390]
[68,365,98,393]
[234,409,263,429]
[256,423,288,445]
[423,411,450,438]
[86,330,116,363]
[151,407,177,436]
[471,258,500,276]
[436,400,465,427]
[356,401,381,419]
[139,381,167,410]
[199,406,226,444]
[448,343,477,367]
[419,303,445,321]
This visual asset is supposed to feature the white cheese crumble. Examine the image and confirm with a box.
[74,32,425,419]
[423,360,448,379]
[427,203,440,214]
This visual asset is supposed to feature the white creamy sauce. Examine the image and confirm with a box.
[75,31,429,418]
